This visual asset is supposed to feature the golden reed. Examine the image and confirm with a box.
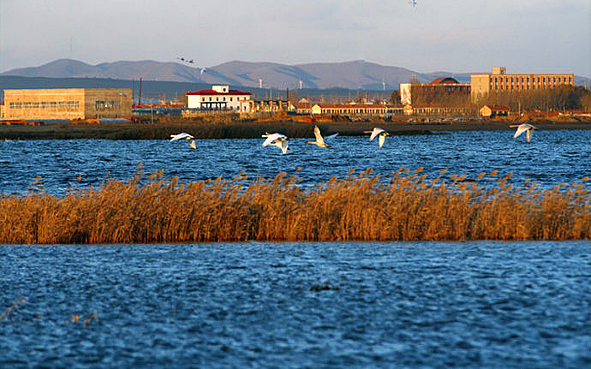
[1,166,589,243]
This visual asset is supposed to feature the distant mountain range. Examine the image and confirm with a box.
[1,59,477,90]
[2,59,588,98]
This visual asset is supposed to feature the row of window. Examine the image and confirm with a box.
[321,109,387,114]
[414,107,465,113]
[200,96,248,102]
[492,76,572,84]
[197,102,243,111]
[9,101,80,109]
[95,101,120,110]
[490,83,567,91]
[416,86,469,92]
[197,106,248,111]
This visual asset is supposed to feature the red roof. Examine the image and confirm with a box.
[186,89,252,96]
[431,77,460,84]
[484,105,510,111]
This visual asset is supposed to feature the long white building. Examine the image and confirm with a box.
[186,85,252,112]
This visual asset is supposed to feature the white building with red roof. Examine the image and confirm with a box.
[186,85,253,112]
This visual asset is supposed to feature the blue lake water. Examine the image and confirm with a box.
[1,242,590,368]
[1,130,590,367]
[1,129,590,195]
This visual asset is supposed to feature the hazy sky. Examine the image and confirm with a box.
[1,0,590,77]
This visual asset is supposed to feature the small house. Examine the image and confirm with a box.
[480,105,509,118]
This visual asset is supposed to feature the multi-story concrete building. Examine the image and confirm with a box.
[3,88,132,120]
[471,67,574,102]
[399,77,471,106]
[186,85,252,112]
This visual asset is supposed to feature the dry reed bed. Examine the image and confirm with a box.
[1,167,589,243]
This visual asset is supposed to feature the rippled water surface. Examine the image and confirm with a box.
[2,131,590,367]
[1,129,590,195]
[1,242,590,368]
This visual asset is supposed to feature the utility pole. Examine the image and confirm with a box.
[139,77,143,106]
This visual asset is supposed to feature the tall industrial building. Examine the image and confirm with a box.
[471,67,574,102]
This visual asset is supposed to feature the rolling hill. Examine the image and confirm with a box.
[1,59,475,90]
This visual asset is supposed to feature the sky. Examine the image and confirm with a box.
[1,0,590,77]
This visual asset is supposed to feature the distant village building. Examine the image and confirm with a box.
[186,85,252,112]
[252,99,289,113]
[402,104,471,116]
[310,103,391,116]
[400,77,470,106]
[399,77,472,116]
[291,103,313,114]
[471,67,574,102]
[480,105,510,118]
[289,103,400,116]
[3,88,132,120]
[298,97,323,105]
[399,77,471,107]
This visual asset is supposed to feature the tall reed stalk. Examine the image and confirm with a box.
[1,168,589,243]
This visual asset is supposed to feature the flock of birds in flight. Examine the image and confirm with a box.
[176,57,206,75]
[170,123,537,153]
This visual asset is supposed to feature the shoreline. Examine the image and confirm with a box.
[1,116,590,140]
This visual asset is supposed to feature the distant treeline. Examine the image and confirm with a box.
[476,85,591,112]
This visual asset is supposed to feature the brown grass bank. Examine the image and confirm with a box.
[1,168,589,244]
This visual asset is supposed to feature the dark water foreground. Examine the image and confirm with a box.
[1,242,590,368]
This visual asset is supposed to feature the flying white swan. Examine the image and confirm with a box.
[308,125,335,148]
[170,132,193,141]
[364,127,390,148]
[262,132,289,154]
[510,123,537,143]
[170,132,196,149]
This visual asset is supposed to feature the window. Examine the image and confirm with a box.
[11,100,79,109]
[96,101,119,110]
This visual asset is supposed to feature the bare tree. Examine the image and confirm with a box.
[390,90,401,105]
